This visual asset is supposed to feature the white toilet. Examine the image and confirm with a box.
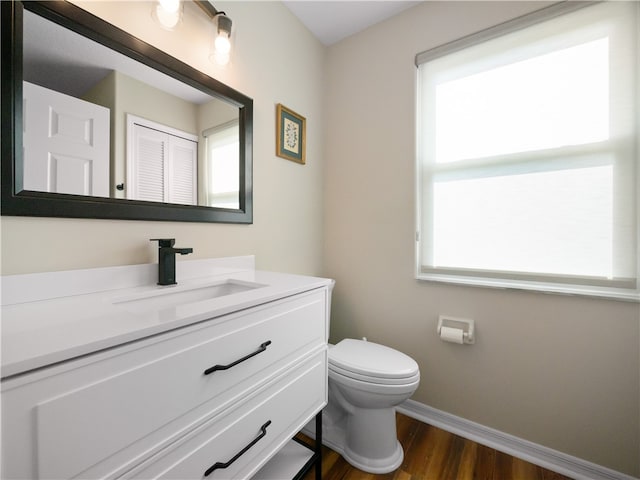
[310,281,420,473]
[322,338,420,473]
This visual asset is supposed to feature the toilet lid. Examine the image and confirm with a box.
[329,339,419,380]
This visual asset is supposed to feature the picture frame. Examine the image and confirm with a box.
[276,104,306,164]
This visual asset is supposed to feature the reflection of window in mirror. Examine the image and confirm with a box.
[203,120,240,209]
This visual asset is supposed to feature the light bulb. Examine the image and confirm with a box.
[209,50,231,66]
[153,0,182,30]
[158,0,180,14]
[210,13,232,66]
[214,34,231,55]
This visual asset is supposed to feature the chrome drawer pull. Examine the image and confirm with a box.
[203,341,272,375]
[203,420,272,477]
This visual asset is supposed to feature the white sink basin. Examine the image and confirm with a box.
[113,279,265,313]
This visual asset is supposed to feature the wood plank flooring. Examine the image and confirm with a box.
[300,413,573,480]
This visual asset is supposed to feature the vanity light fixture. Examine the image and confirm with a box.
[211,12,233,66]
[152,0,183,30]
[194,1,233,66]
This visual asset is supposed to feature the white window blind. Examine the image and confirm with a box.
[203,120,240,209]
[415,2,638,300]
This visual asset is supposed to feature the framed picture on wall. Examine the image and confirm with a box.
[276,104,306,164]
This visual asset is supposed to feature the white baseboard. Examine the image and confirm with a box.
[397,400,638,480]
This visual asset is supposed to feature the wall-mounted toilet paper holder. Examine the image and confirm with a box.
[437,316,475,344]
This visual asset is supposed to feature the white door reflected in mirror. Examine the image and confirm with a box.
[22,81,110,197]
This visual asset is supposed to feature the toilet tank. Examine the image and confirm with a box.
[327,279,336,332]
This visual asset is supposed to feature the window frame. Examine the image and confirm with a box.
[414,1,639,301]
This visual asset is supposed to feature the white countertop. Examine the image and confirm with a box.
[1,257,332,378]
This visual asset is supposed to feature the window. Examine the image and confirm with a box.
[202,120,240,209]
[415,2,638,300]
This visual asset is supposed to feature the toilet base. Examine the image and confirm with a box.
[304,403,405,474]
[343,438,404,474]
[342,405,404,473]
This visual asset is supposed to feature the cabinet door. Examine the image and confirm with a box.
[22,81,110,197]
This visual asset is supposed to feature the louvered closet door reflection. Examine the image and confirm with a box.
[168,136,197,205]
[132,125,166,202]
[130,124,197,204]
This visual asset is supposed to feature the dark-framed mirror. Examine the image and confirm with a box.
[1,0,253,223]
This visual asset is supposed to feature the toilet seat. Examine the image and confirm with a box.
[329,363,420,386]
[329,339,419,385]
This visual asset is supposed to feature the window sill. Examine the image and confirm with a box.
[416,272,640,302]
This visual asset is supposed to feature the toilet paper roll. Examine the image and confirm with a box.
[440,326,464,344]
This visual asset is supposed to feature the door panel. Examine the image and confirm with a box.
[22,82,110,197]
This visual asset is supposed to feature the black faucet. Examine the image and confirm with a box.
[151,238,193,285]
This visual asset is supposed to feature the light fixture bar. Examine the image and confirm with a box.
[194,0,220,19]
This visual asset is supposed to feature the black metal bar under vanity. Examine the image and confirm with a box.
[291,411,323,480]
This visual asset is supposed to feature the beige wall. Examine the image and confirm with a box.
[1,1,326,276]
[323,1,640,476]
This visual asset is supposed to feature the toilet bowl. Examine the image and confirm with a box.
[324,338,420,474]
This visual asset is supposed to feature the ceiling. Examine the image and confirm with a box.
[23,9,211,104]
[282,1,422,46]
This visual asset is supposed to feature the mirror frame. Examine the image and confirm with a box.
[1,0,253,223]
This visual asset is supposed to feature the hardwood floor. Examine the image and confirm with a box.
[301,413,573,480]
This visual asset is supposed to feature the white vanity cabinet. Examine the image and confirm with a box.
[1,259,330,480]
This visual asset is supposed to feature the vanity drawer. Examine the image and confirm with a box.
[120,351,326,480]
[1,289,326,480]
